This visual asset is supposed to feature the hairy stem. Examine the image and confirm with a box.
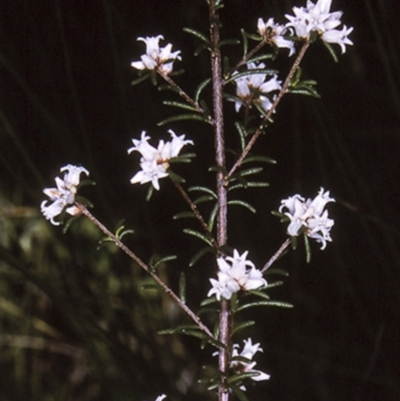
[261,238,291,273]
[172,180,219,252]
[227,41,310,180]
[158,71,211,120]
[78,205,214,339]
[209,2,231,400]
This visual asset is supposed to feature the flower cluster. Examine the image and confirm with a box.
[285,0,353,53]
[128,130,193,190]
[279,187,335,249]
[233,62,282,113]
[231,338,270,390]
[208,250,267,300]
[131,35,181,75]
[257,17,295,56]
[41,164,89,225]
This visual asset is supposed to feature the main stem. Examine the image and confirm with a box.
[209,2,231,401]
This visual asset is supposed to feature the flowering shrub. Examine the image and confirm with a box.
[40,0,352,399]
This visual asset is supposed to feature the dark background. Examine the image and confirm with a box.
[1,0,399,400]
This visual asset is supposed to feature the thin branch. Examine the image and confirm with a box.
[231,39,268,74]
[209,2,231,401]
[78,205,214,339]
[158,71,212,122]
[172,180,219,252]
[227,41,310,181]
[261,238,291,273]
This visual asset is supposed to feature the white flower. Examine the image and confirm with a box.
[207,250,267,300]
[279,187,335,249]
[131,35,181,75]
[231,338,270,390]
[257,18,295,56]
[233,62,282,113]
[128,130,193,190]
[322,25,353,53]
[145,396,166,401]
[285,0,353,53]
[41,164,89,225]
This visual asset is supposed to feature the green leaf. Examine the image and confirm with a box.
[236,300,293,312]
[163,100,199,112]
[179,272,186,304]
[183,27,211,45]
[322,40,339,63]
[183,229,213,246]
[158,324,201,335]
[225,68,277,84]
[245,290,270,300]
[247,53,276,64]
[194,195,215,205]
[304,234,311,264]
[218,38,240,48]
[200,296,219,307]
[131,73,150,87]
[208,202,219,231]
[234,121,247,151]
[188,186,217,198]
[228,200,256,213]
[158,113,210,126]
[266,268,289,276]
[228,181,269,191]
[194,42,209,56]
[168,170,186,183]
[265,280,285,288]
[189,246,214,267]
[241,28,248,57]
[242,155,276,165]
[152,255,177,269]
[230,384,250,401]
[208,165,229,175]
[195,78,212,103]
[228,371,261,384]
[173,211,196,220]
[289,87,320,98]
[146,185,154,201]
[232,320,255,335]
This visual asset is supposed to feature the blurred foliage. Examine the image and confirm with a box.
[1,0,400,400]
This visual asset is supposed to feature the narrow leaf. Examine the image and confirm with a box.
[242,155,276,165]
[163,100,199,112]
[304,234,311,263]
[131,73,150,86]
[234,121,246,151]
[208,202,219,231]
[195,78,211,103]
[228,200,256,213]
[183,27,211,45]
[189,246,214,267]
[236,300,293,311]
[153,255,177,269]
[188,186,217,198]
[232,320,255,335]
[179,272,186,304]
[158,113,209,126]
[230,384,250,401]
[173,211,196,220]
[183,229,213,246]
[241,28,248,57]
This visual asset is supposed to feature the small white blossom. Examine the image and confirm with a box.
[41,164,89,225]
[128,130,193,190]
[231,338,271,390]
[208,250,267,300]
[285,0,353,53]
[131,35,181,75]
[145,396,166,401]
[279,187,335,249]
[257,18,295,56]
[233,62,282,113]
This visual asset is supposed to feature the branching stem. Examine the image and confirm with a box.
[209,2,231,401]
[261,238,291,273]
[78,204,214,339]
[227,41,310,180]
